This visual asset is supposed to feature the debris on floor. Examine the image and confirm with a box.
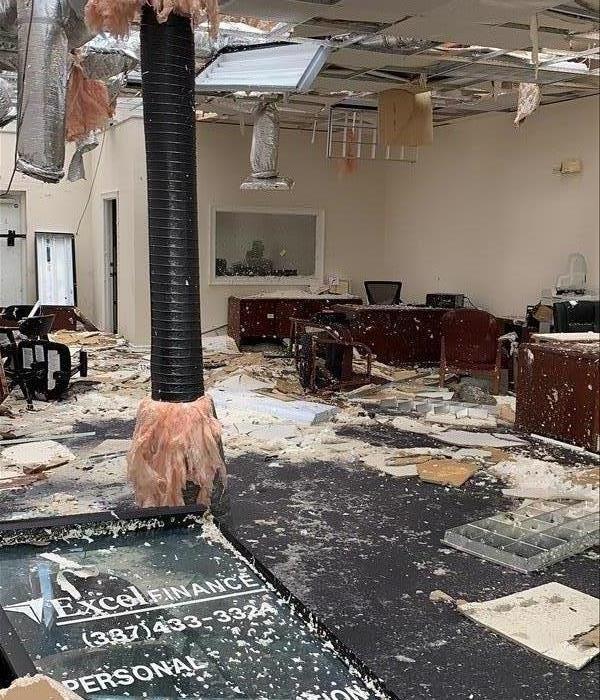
[417,458,479,487]
[443,500,599,572]
[457,582,600,669]
[0,674,84,699]
[490,457,600,503]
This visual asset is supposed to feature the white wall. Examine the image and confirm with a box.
[193,123,387,333]
[123,122,386,344]
[3,94,597,345]
[383,96,600,317]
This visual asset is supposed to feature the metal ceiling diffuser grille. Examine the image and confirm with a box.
[326,105,418,164]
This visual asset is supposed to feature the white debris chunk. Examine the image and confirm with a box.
[458,583,600,669]
[1,440,76,468]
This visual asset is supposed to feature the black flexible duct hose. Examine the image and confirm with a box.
[140,6,204,402]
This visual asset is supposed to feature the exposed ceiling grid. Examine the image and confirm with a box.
[198,0,599,126]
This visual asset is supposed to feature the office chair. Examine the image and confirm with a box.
[364,281,402,305]
[553,300,600,333]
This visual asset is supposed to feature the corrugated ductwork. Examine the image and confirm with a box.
[141,6,204,402]
[241,101,294,191]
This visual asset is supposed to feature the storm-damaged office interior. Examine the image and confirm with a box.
[0,1,599,699]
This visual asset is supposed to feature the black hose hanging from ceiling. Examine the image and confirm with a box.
[140,6,204,402]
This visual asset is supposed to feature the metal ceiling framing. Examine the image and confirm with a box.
[208,0,599,128]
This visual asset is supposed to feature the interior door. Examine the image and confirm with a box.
[0,199,26,307]
[104,197,118,333]
[35,233,76,305]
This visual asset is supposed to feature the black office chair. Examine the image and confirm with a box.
[553,300,600,333]
[364,281,402,305]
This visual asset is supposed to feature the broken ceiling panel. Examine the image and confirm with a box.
[111,0,599,128]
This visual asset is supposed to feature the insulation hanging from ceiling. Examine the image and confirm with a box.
[514,82,541,126]
[65,61,113,142]
[84,0,220,37]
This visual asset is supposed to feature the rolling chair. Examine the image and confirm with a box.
[364,281,402,305]
[552,300,600,333]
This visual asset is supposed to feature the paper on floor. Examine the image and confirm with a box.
[458,583,600,669]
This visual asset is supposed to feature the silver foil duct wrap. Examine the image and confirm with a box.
[16,0,69,183]
[0,75,16,125]
[79,34,138,80]
[67,129,98,181]
[250,101,279,178]
[0,0,17,30]
[241,101,294,191]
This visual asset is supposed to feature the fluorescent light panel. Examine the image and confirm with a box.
[196,42,331,93]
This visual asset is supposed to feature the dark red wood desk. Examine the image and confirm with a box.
[228,294,362,346]
[344,305,447,366]
[515,340,600,452]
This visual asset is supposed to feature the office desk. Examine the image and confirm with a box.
[228,294,362,346]
[344,305,447,366]
[515,341,600,452]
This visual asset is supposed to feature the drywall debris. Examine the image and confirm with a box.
[458,583,599,669]
[491,457,599,504]
[246,423,301,443]
[572,625,599,649]
[454,448,493,461]
[1,440,76,468]
[391,415,445,435]
[0,674,84,699]
[571,468,600,488]
[435,430,527,448]
[213,373,275,393]
[425,412,497,429]
[502,486,589,501]
[418,459,478,487]
[87,438,132,457]
[202,335,240,355]
[49,330,117,349]
[209,389,338,426]
[429,589,456,605]
[417,390,455,400]
[497,403,516,424]
[0,473,47,491]
[384,464,419,477]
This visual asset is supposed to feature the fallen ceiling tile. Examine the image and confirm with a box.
[418,458,479,486]
[434,430,527,448]
[458,582,600,669]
